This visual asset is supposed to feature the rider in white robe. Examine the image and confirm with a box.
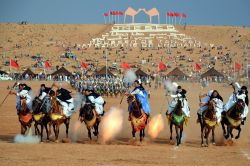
[167,85,190,117]
[224,82,249,124]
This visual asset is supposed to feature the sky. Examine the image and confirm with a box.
[0,0,250,26]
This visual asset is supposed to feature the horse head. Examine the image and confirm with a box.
[205,99,217,120]
[174,99,183,116]
[127,95,142,118]
[231,99,245,119]
[32,97,42,114]
[79,103,95,122]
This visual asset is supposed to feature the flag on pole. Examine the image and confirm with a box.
[121,62,130,70]
[44,60,52,69]
[104,13,108,17]
[182,13,187,18]
[235,62,241,71]
[158,61,167,71]
[195,63,201,70]
[10,58,19,69]
[81,61,88,69]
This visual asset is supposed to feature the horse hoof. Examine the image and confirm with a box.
[212,142,216,145]
[235,136,239,139]
[54,140,59,143]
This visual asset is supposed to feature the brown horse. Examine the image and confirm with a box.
[79,104,100,140]
[18,98,33,135]
[127,95,147,142]
[168,99,186,146]
[199,100,217,147]
[49,94,70,142]
[32,97,50,142]
[221,99,245,140]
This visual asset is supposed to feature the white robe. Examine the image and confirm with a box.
[87,96,104,115]
[167,95,190,117]
[224,93,249,119]
[57,98,75,117]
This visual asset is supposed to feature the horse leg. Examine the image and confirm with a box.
[225,125,230,139]
[212,127,215,145]
[235,126,241,139]
[175,125,179,146]
[64,119,69,138]
[179,124,183,145]
[40,124,44,142]
[132,128,136,140]
[205,128,211,147]
[139,130,143,142]
[55,124,60,142]
[221,120,226,136]
[87,128,92,140]
[170,122,173,140]
[44,123,49,141]
[230,127,234,139]
[200,123,205,147]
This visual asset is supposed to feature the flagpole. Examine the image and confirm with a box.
[105,48,108,80]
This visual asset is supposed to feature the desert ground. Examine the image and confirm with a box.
[0,81,250,166]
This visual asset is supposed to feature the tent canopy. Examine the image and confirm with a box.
[21,68,36,77]
[167,67,188,77]
[135,69,148,77]
[51,67,72,76]
[201,67,224,78]
[95,66,114,77]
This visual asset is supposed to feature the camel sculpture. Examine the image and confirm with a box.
[124,7,142,24]
[140,8,160,24]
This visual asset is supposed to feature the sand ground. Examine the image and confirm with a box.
[0,81,249,166]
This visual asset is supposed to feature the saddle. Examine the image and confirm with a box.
[202,110,217,127]
[131,110,147,132]
[33,112,45,121]
[19,113,32,123]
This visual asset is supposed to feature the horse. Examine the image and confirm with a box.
[79,104,100,140]
[199,99,217,147]
[221,99,245,140]
[168,99,186,146]
[49,94,70,142]
[18,97,33,135]
[32,97,50,142]
[127,95,147,142]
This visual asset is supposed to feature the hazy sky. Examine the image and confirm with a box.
[0,0,250,26]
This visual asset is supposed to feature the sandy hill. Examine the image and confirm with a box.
[0,23,249,76]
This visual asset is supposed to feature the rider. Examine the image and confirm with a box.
[167,84,190,118]
[127,80,150,120]
[10,83,33,114]
[52,83,75,118]
[83,88,105,117]
[197,90,223,123]
[224,82,249,125]
[38,84,52,113]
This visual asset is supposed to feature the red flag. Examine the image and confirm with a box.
[121,62,130,70]
[10,58,19,69]
[169,12,174,17]
[81,61,88,69]
[174,12,180,17]
[158,62,167,71]
[115,11,119,15]
[110,11,115,15]
[166,12,170,16]
[103,13,108,17]
[44,60,52,69]
[195,63,201,70]
[118,11,123,15]
[182,13,187,18]
[235,63,241,71]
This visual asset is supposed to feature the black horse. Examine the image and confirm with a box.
[32,97,51,142]
[127,95,147,142]
[221,99,245,140]
[79,104,100,140]
[168,99,186,146]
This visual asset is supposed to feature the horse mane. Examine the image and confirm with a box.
[80,104,95,121]
[229,99,245,119]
